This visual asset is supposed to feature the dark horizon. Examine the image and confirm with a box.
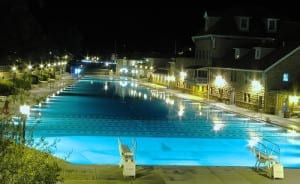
[1,0,299,60]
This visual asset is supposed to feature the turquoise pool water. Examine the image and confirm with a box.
[26,76,300,167]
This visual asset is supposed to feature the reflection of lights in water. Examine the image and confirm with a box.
[165,97,174,105]
[56,90,60,95]
[52,93,55,97]
[138,92,141,97]
[287,129,298,137]
[143,94,147,100]
[104,82,108,90]
[212,116,225,132]
[120,81,128,87]
[46,97,49,102]
[213,123,224,132]
[178,104,185,117]
[131,82,138,88]
[39,103,42,107]
[198,104,202,111]
[199,112,202,116]
[90,80,93,85]
[247,136,261,148]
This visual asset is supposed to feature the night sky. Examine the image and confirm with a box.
[12,0,300,57]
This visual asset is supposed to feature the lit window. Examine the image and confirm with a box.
[283,73,289,82]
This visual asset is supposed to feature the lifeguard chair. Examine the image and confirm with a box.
[118,137,136,178]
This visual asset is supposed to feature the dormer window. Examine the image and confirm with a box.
[239,17,249,31]
[267,18,278,32]
[255,48,261,60]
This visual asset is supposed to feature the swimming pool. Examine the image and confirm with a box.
[27,75,300,167]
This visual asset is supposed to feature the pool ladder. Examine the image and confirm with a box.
[250,138,284,179]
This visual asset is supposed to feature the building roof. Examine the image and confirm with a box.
[196,7,300,40]
[212,42,300,71]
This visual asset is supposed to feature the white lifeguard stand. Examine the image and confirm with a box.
[250,138,284,179]
[118,137,136,178]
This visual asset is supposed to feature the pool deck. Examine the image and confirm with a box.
[4,74,299,183]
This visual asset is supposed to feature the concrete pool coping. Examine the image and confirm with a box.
[61,163,300,184]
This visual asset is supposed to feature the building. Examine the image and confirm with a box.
[191,7,300,116]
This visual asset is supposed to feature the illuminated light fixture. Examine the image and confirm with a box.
[180,71,187,80]
[12,66,17,71]
[289,96,299,104]
[28,65,32,70]
[251,80,262,92]
[215,75,226,88]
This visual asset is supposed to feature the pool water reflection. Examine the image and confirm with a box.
[26,76,300,167]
